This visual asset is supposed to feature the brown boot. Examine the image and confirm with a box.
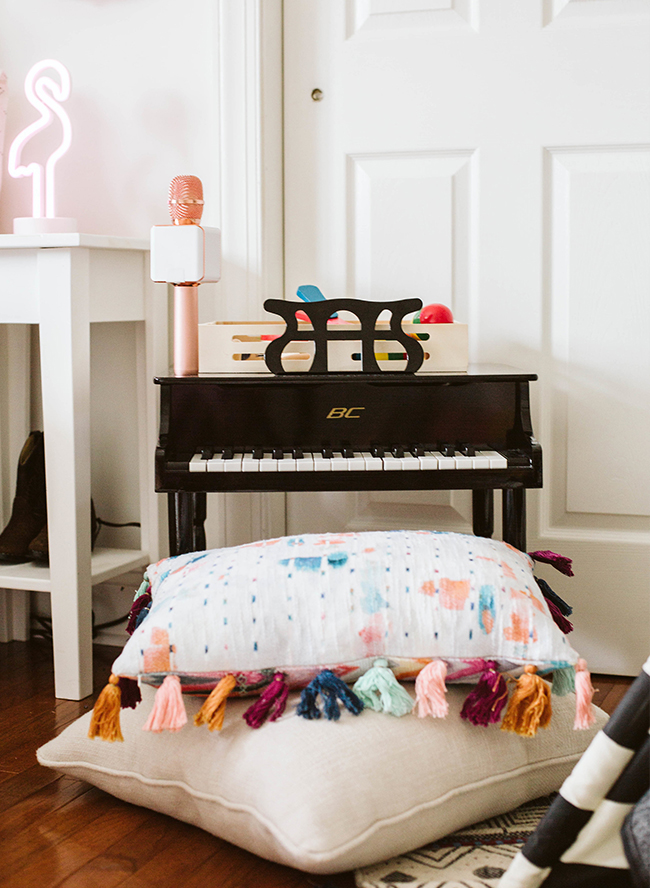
[0,431,47,563]
[28,500,101,564]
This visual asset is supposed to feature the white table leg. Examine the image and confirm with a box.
[37,248,93,700]
[0,589,30,641]
[0,324,32,643]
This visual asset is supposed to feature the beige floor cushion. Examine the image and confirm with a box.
[38,684,606,874]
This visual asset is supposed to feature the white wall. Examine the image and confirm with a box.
[0,0,284,324]
[0,0,221,238]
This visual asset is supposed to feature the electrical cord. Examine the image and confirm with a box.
[95,517,141,530]
[31,608,133,641]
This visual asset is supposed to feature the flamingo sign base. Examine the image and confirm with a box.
[14,217,78,235]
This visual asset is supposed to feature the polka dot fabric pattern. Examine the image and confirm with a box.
[111,530,579,693]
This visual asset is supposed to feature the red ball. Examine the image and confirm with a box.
[419,303,454,324]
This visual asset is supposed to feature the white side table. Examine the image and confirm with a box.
[0,233,166,700]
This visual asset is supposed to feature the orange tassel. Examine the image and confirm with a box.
[574,659,596,730]
[194,674,237,731]
[142,675,187,733]
[501,665,552,737]
[415,659,448,718]
[88,674,123,742]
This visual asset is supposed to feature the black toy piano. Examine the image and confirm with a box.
[155,365,542,556]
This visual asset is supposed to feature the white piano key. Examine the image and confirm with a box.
[401,453,421,470]
[189,453,208,472]
[241,452,260,472]
[479,450,508,469]
[453,452,474,470]
[278,455,297,472]
[471,454,491,469]
[296,452,315,471]
[224,453,243,472]
[418,451,439,470]
[383,454,403,470]
[259,453,278,472]
[313,453,332,471]
[330,452,348,471]
[362,451,383,470]
[435,451,456,470]
[206,454,226,472]
[347,452,367,470]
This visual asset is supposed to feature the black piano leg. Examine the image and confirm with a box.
[167,491,207,556]
[193,492,207,552]
[472,489,494,539]
[502,488,526,552]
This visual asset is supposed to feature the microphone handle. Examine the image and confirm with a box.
[173,284,199,376]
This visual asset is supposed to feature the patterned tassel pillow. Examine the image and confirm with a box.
[89,530,594,742]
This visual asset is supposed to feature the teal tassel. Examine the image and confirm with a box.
[353,659,413,716]
[552,665,576,696]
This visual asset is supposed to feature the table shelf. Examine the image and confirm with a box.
[0,548,150,593]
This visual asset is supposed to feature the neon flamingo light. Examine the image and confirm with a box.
[7,59,72,219]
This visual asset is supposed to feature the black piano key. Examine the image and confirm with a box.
[371,446,385,458]
[440,444,455,457]
[342,447,354,458]
[411,445,424,458]
[459,443,476,457]
[222,447,234,460]
[293,448,304,459]
[392,446,405,459]
[252,448,263,460]
[272,448,284,460]
[321,447,333,459]
[200,448,213,460]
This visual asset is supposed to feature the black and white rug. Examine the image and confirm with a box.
[354,796,554,888]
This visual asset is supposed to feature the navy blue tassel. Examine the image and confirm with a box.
[296,670,364,721]
[536,577,573,616]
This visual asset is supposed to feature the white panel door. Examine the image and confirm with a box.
[283,0,650,673]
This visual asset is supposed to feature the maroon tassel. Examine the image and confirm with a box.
[243,673,289,728]
[460,661,508,727]
[126,591,152,635]
[528,550,574,577]
[545,597,574,634]
[118,676,142,709]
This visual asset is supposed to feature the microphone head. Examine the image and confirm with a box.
[168,175,204,225]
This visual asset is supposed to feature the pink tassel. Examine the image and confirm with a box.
[546,598,574,634]
[415,659,448,718]
[142,675,187,733]
[528,550,574,577]
[574,659,596,730]
[460,661,508,726]
[243,673,289,728]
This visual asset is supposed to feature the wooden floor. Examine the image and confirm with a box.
[0,640,634,888]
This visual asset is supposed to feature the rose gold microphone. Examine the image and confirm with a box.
[168,175,204,226]
[150,176,221,377]
[170,176,202,375]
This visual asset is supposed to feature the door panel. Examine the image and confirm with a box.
[283,0,650,672]
[547,148,650,521]
[349,151,475,323]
